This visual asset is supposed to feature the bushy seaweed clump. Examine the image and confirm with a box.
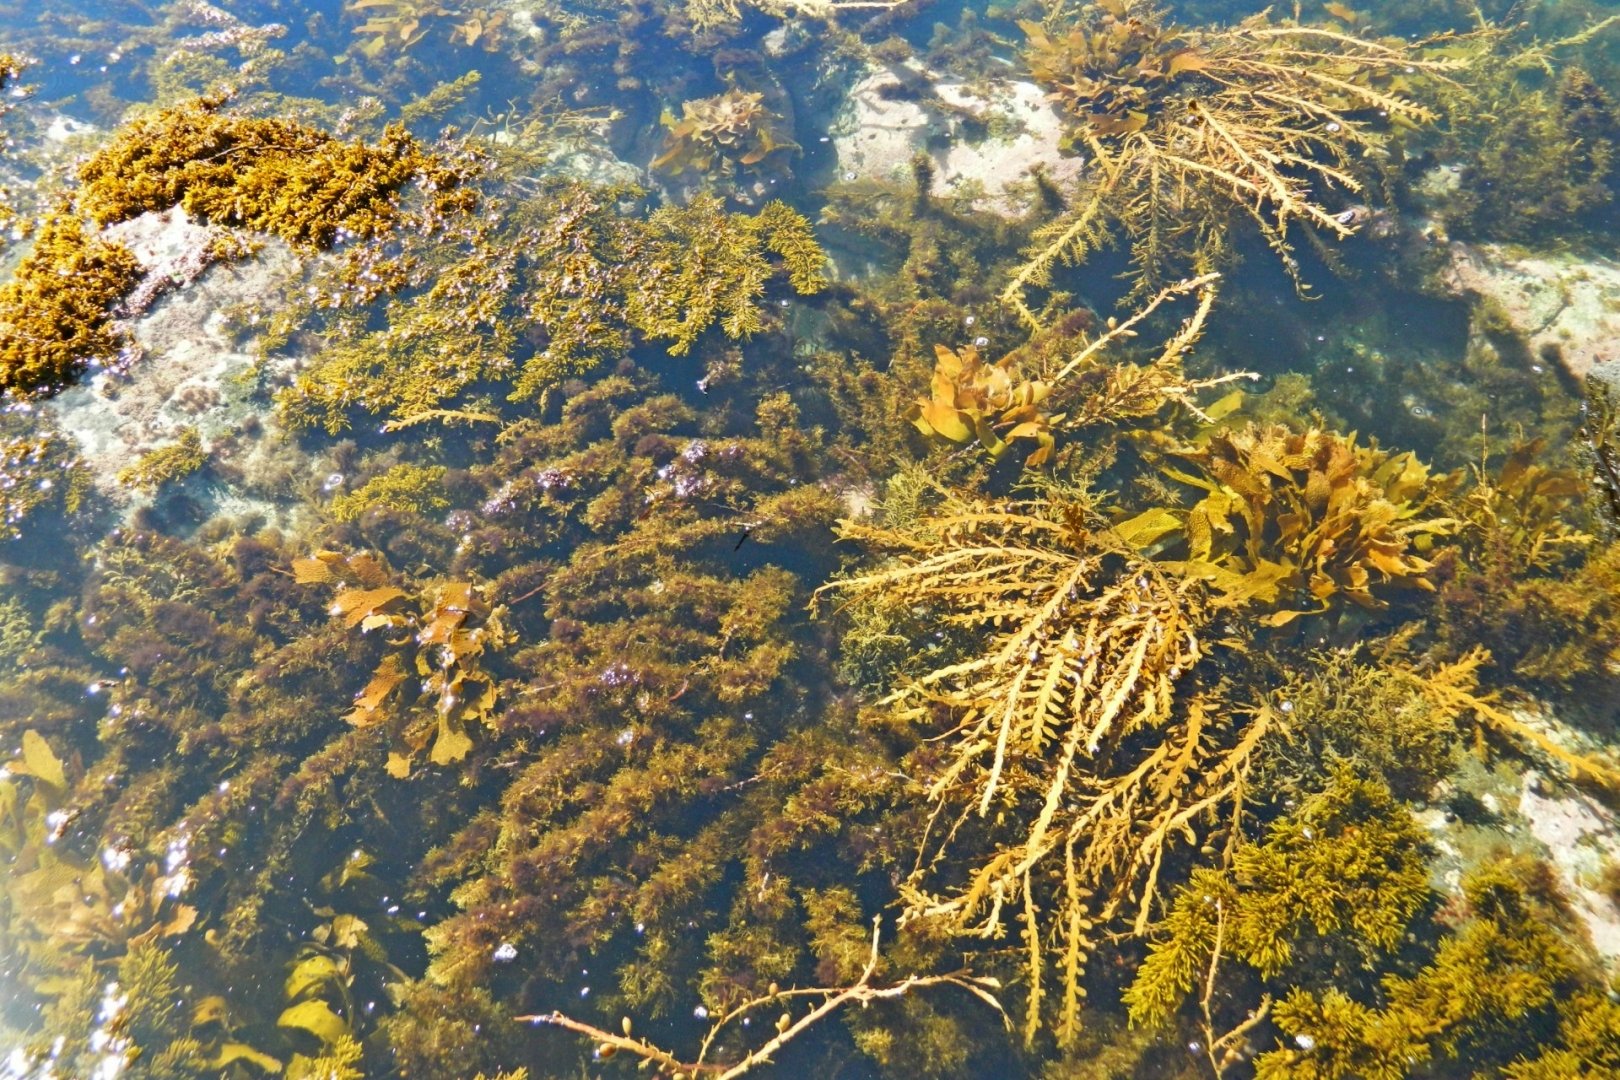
[117,427,209,493]
[1416,10,1620,245]
[1256,859,1614,1079]
[274,182,828,432]
[815,274,1620,1055]
[76,95,472,248]
[0,96,473,400]
[328,462,449,523]
[0,212,142,398]
[1124,770,1430,1051]
[1446,69,1620,242]
[1437,440,1620,689]
[0,356,926,1076]
[1249,650,1459,800]
[1008,0,1453,312]
[407,379,894,1037]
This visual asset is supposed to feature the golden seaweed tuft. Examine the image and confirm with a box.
[117,427,209,493]
[652,87,797,179]
[1007,0,1454,314]
[0,212,143,399]
[328,463,450,523]
[77,96,471,248]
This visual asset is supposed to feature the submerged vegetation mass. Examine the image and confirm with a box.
[1007,0,1454,315]
[1,94,471,400]
[2,0,1620,1077]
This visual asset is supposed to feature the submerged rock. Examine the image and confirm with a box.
[1518,770,1620,962]
[1439,242,1620,382]
[40,207,306,526]
[1419,702,1620,971]
[829,65,1083,216]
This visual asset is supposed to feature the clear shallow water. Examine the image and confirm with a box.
[2,1,1620,1077]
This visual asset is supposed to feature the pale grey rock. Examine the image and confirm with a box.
[41,208,310,526]
[43,115,97,144]
[830,65,1083,217]
[1439,242,1620,381]
[1519,772,1620,962]
[540,146,645,189]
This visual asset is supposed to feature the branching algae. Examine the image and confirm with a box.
[1006,0,1455,317]
[117,427,209,493]
[3,9,1620,1079]
[275,182,828,431]
[819,321,1620,1051]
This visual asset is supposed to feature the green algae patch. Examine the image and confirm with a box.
[0,212,143,399]
[76,96,468,249]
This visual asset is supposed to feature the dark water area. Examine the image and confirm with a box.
[2,0,1620,1077]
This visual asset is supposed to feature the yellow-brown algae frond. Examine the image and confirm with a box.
[818,496,1268,1044]
[1165,423,1458,623]
[76,96,469,249]
[0,211,143,399]
[117,427,208,493]
[652,88,797,179]
[912,275,1248,467]
[908,342,1059,466]
[296,550,511,774]
[1006,0,1456,310]
[346,0,512,57]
